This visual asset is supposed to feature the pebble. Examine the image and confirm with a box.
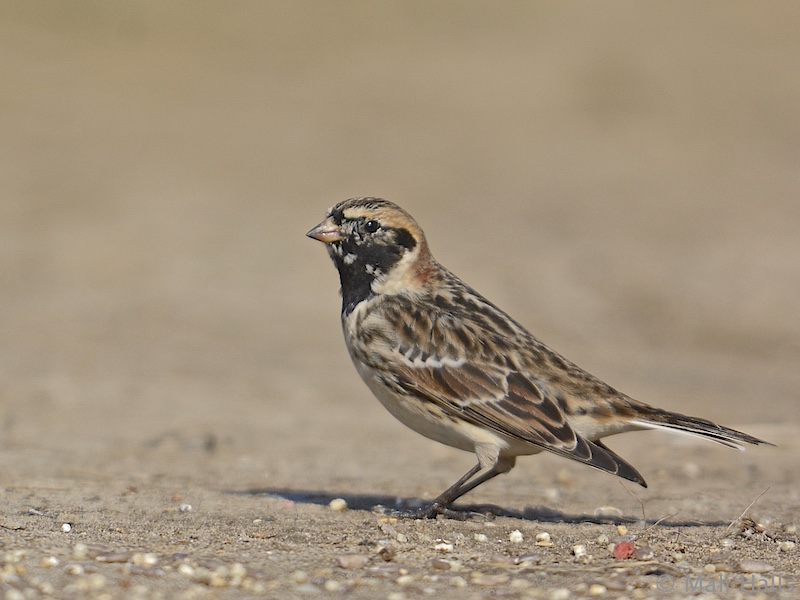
[783,523,797,534]
[433,542,453,552]
[514,553,543,565]
[572,544,587,558]
[632,546,654,560]
[509,529,524,543]
[329,498,348,512]
[61,523,72,533]
[428,558,453,570]
[616,525,628,536]
[779,541,795,552]
[719,538,735,549]
[739,560,773,574]
[178,503,192,513]
[377,545,396,562]
[450,575,468,587]
[588,583,607,596]
[396,533,408,543]
[473,533,489,542]
[337,554,368,570]
[549,588,571,600]
[95,551,132,563]
[322,579,341,592]
[593,505,623,517]
[612,541,635,559]
[535,532,553,546]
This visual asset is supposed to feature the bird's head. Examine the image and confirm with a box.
[307,197,434,313]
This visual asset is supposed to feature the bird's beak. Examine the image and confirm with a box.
[306,217,344,244]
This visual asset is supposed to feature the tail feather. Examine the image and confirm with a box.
[633,408,773,450]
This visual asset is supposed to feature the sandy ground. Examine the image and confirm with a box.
[2,2,799,598]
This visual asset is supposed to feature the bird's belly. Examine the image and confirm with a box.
[353,363,493,454]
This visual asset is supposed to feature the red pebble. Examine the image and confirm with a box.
[613,540,636,559]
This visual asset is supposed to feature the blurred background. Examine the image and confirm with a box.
[1,2,798,485]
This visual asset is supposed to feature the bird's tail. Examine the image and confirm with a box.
[631,407,773,450]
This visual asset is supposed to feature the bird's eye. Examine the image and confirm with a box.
[364,220,380,233]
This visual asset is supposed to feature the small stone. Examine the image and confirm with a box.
[177,564,194,576]
[535,532,552,546]
[588,583,607,596]
[594,506,623,517]
[178,504,192,513]
[779,541,795,552]
[549,588,571,600]
[328,498,348,512]
[323,579,341,592]
[40,556,60,568]
[450,576,468,588]
[72,543,89,560]
[616,525,628,536]
[429,558,452,570]
[632,546,654,560]
[719,538,735,549]
[739,559,773,574]
[595,534,609,544]
[434,542,453,552]
[61,523,72,533]
[514,553,542,565]
[337,554,368,570]
[704,564,717,573]
[613,541,635,559]
[473,533,488,542]
[65,564,85,576]
[509,530,524,543]
[783,523,797,534]
[377,545,395,562]
[290,570,309,583]
[396,534,408,543]
[572,544,587,558]
[395,574,415,586]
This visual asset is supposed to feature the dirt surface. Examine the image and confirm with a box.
[2,2,799,598]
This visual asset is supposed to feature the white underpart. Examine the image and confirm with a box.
[629,419,746,450]
[343,253,357,265]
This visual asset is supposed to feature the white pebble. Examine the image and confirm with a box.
[178,504,192,513]
[535,532,553,546]
[434,542,453,552]
[739,559,774,573]
[473,533,488,542]
[549,588,571,600]
[177,563,194,576]
[323,579,341,592]
[40,556,60,568]
[572,544,587,558]
[329,498,348,512]
[396,533,408,543]
[588,583,607,596]
[779,541,795,552]
[61,523,72,533]
[450,576,468,588]
[509,530,524,543]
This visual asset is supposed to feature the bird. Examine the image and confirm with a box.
[306,197,771,518]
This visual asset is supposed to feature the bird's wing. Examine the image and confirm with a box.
[388,358,646,486]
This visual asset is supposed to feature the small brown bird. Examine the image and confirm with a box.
[307,197,770,518]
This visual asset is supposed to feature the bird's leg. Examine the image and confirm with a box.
[418,462,504,519]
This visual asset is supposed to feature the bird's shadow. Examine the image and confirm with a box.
[228,487,730,527]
